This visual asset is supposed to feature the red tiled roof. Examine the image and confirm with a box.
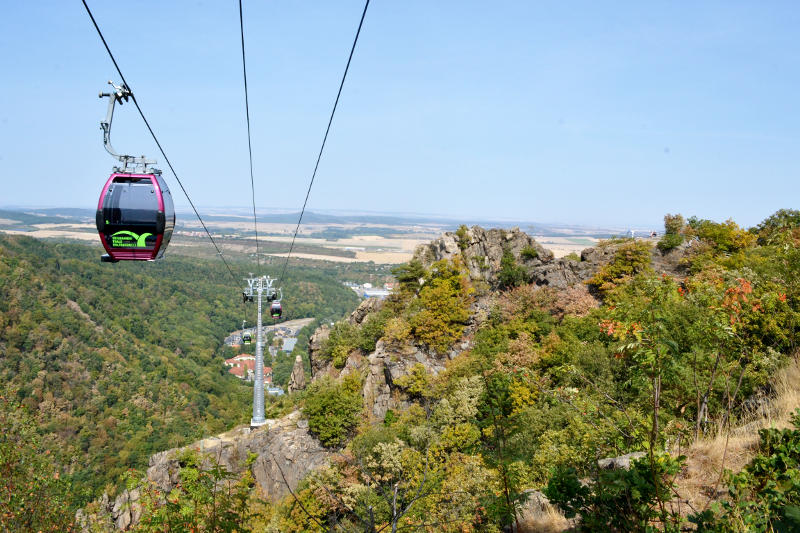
[224,358,273,382]
[228,365,245,378]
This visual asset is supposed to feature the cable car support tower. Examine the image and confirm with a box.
[243,275,281,428]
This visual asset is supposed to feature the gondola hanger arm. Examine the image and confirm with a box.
[99,80,156,172]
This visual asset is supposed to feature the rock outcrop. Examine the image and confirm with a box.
[414,225,599,290]
[416,226,693,292]
[287,354,307,392]
[415,226,554,287]
[597,451,647,470]
[362,339,453,419]
[309,323,331,377]
[348,297,384,326]
[95,411,329,530]
[308,295,475,421]
[307,227,699,423]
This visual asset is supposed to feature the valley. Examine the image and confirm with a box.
[3,210,799,532]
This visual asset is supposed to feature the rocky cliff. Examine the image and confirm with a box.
[87,411,329,530]
[308,227,693,422]
[414,225,595,289]
[309,295,484,420]
[308,227,594,419]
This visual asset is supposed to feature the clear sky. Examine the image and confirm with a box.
[1,1,798,227]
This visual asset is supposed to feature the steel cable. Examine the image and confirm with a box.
[81,0,240,285]
[278,0,370,285]
[238,0,261,268]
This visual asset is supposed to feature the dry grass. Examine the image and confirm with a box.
[518,500,572,533]
[512,356,800,530]
[674,354,800,515]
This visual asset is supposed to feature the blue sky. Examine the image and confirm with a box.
[1,1,798,227]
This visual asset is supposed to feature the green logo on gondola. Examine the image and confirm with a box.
[110,230,153,248]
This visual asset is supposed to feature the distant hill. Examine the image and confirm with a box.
[0,206,639,238]
[0,208,88,226]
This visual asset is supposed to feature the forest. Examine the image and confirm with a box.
[0,235,360,506]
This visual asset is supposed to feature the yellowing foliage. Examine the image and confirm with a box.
[409,260,472,354]
[587,240,653,294]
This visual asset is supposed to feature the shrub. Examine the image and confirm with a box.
[392,259,426,294]
[357,310,389,353]
[657,232,684,252]
[409,260,471,354]
[563,252,580,262]
[382,316,411,345]
[520,246,539,260]
[544,453,685,532]
[663,213,685,235]
[303,374,363,448]
[320,322,359,368]
[552,284,599,318]
[498,248,527,289]
[498,284,556,320]
[753,208,800,246]
[136,450,256,531]
[586,240,653,295]
[394,363,432,398]
[455,224,470,251]
[686,217,756,253]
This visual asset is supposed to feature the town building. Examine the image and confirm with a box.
[282,338,298,353]
[223,353,272,385]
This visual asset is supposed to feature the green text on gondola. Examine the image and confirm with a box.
[110,231,153,248]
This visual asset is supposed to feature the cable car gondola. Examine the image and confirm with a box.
[96,172,174,261]
[94,82,174,262]
[270,301,282,319]
[243,330,252,345]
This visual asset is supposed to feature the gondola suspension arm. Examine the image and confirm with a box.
[99,81,156,173]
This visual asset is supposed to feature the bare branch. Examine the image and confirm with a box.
[269,452,330,532]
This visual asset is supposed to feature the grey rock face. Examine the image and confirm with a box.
[415,226,555,288]
[348,297,384,326]
[597,451,647,470]
[287,354,307,392]
[411,225,608,290]
[110,488,141,530]
[362,340,450,420]
[104,412,329,529]
[309,323,330,377]
[528,258,595,289]
[250,412,330,500]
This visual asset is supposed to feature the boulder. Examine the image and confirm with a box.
[597,451,647,470]
[249,412,329,500]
